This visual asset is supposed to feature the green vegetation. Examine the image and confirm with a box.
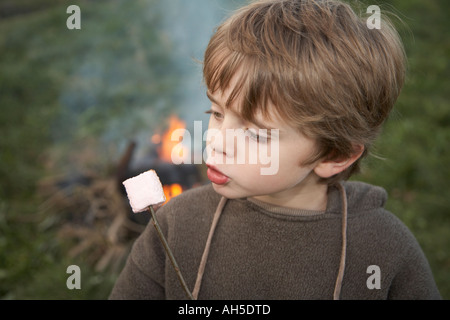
[354,0,450,298]
[0,0,182,299]
[0,0,448,299]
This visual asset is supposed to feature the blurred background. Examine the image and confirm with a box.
[0,0,448,299]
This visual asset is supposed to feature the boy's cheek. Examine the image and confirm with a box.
[259,158,279,176]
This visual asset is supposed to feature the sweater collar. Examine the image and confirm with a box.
[245,181,387,217]
[244,183,342,217]
[246,197,326,217]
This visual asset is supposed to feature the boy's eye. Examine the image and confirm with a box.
[245,128,269,143]
[205,109,224,120]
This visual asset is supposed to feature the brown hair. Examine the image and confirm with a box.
[203,0,406,184]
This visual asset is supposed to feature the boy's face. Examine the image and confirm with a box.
[204,72,326,209]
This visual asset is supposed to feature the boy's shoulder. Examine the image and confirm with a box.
[341,180,388,214]
[343,181,421,252]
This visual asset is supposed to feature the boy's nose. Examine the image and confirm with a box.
[209,130,230,158]
[207,127,240,159]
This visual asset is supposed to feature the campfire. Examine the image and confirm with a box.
[152,114,189,164]
[149,115,193,204]
[120,114,203,206]
[163,183,183,205]
[38,114,205,272]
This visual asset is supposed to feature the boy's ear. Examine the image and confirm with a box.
[313,145,365,179]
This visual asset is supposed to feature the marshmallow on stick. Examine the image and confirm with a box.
[122,169,194,299]
[122,170,166,213]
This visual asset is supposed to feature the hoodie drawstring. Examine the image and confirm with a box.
[192,196,228,300]
[192,183,348,300]
[333,182,348,300]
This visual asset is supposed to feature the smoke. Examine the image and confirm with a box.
[155,0,244,126]
[153,0,245,161]
[56,0,244,167]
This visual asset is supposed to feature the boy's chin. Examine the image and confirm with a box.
[210,182,244,199]
[210,182,263,200]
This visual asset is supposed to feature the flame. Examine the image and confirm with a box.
[163,184,183,204]
[151,115,190,205]
[157,115,189,163]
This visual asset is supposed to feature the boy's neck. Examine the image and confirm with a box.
[250,174,328,212]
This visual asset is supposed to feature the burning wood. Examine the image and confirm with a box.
[37,114,205,273]
[38,173,145,273]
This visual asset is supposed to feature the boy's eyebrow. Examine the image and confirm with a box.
[206,90,282,134]
[206,90,222,108]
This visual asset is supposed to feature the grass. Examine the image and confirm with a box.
[0,0,449,299]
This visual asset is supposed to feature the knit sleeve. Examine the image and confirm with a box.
[109,208,168,300]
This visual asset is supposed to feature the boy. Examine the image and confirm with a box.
[110,0,441,299]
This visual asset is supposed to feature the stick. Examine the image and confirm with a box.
[148,206,194,300]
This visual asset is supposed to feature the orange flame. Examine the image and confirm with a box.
[150,115,190,205]
[154,115,188,163]
[163,184,183,204]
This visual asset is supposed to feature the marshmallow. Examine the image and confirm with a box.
[122,170,166,213]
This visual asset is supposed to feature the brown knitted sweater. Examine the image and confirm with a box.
[109,181,441,300]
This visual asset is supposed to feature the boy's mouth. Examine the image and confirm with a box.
[206,165,230,185]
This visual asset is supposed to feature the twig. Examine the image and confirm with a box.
[148,206,194,300]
